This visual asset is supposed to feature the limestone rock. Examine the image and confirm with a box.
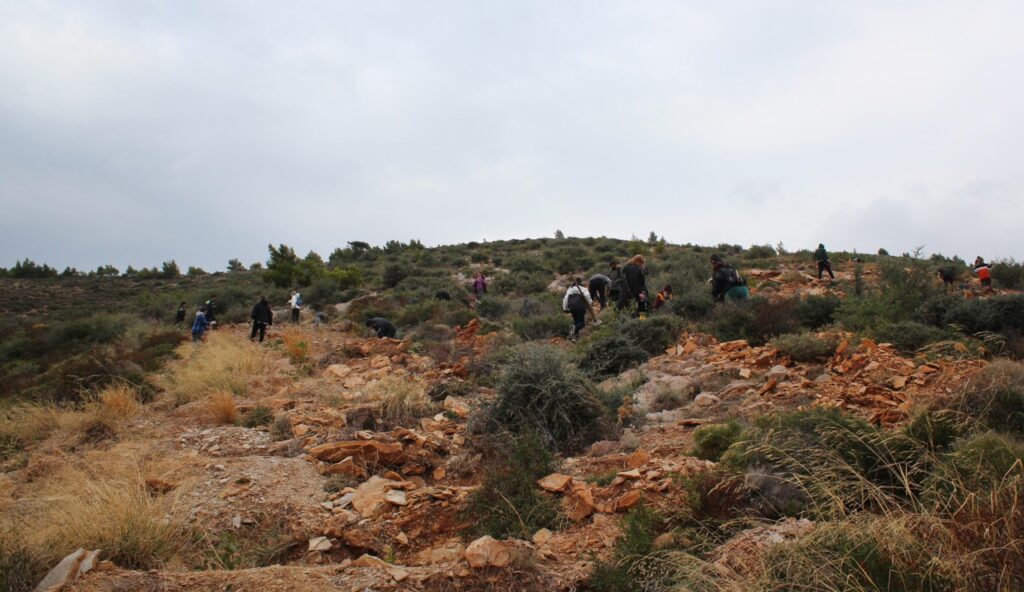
[352,475,403,518]
[537,473,573,492]
[465,536,516,568]
[308,536,332,552]
[34,548,100,592]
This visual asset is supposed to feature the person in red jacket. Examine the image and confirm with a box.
[974,257,993,291]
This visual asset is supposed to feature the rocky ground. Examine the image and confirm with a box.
[14,269,996,592]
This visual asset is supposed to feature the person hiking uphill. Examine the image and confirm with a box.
[974,257,993,291]
[250,295,273,343]
[472,272,487,301]
[191,306,211,343]
[608,262,625,309]
[588,273,611,310]
[289,291,302,323]
[366,317,397,339]
[563,278,598,342]
[814,244,835,280]
[204,296,218,328]
[711,255,749,302]
[175,302,187,327]
[618,255,648,316]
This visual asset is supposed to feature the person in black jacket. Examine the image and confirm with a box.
[588,273,611,310]
[608,262,625,308]
[710,255,749,302]
[618,255,648,315]
[175,302,187,327]
[366,317,397,339]
[250,295,273,343]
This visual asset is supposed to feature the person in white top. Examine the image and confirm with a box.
[289,291,302,323]
[562,278,598,341]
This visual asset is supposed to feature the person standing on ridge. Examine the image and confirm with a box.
[472,272,487,301]
[711,255,749,302]
[588,273,611,310]
[814,244,835,280]
[204,296,218,327]
[175,302,187,327]
[289,291,302,323]
[619,255,648,316]
[563,278,597,342]
[191,306,211,343]
[974,257,993,291]
[250,295,273,343]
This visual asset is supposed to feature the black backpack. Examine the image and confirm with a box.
[725,266,746,287]
[567,291,585,310]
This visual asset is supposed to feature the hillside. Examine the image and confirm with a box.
[3,238,1024,592]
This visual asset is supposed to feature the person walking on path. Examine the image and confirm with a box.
[588,273,611,310]
[289,291,302,323]
[175,302,187,327]
[608,262,625,309]
[618,255,649,316]
[204,296,218,327]
[974,257,993,291]
[814,244,835,280]
[472,272,488,301]
[563,278,597,342]
[711,255,749,302]
[191,306,211,343]
[366,317,397,338]
[653,285,673,311]
[250,295,273,343]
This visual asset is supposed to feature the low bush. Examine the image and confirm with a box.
[270,414,293,440]
[793,294,842,329]
[577,335,649,380]
[464,431,562,539]
[242,405,274,428]
[589,505,672,592]
[954,360,1024,435]
[484,343,611,452]
[708,297,800,346]
[693,422,743,461]
[512,314,569,340]
[770,333,837,362]
[871,321,946,353]
[475,296,511,320]
[671,292,715,321]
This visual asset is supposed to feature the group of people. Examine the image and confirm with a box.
[182,244,1000,346]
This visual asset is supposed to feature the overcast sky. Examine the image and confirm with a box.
[1,1,1022,271]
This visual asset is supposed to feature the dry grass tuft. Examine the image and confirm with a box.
[156,332,274,405]
[368,376,438,426]
[98,383,140,419]
[280,328,310,365]
[205,391,239,425]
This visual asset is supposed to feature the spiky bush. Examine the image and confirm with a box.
[770,332,838,362]
[485,343,611,452]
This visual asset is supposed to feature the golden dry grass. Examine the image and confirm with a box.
[97,383,140,420]
[205,391,239,425]
[368,376,437,425]
[156,332,276,405]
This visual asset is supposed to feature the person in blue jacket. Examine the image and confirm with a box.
[192,306,211,342]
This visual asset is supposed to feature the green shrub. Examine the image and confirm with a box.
[475,296,510,319]
[693,422,743,461]
[671,292,715,320]
[945,432,1024,490]
[589,505,671,592]
[464,431,562,539]
[954,360,1024,435]
[903,411,960,451]
[770,333,838,362]
[617,316,682,355]
[242,406,274,428]
[512,315,569,340]
[992,259,1024,289]
[708,297,800,346]
[793,294,842,330]
[485,343,611,452]
[578,335,650,380]
[872,321,946,353]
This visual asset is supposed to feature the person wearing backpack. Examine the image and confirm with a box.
[472,272,487,301]
[814,244,835,280]
[289,291,302,323]
[974,257,992,291]
[608,262,626,309]
[563,278,597,342]
[366,317,397,338]
[711,255,749,302]
[250,295,273,343]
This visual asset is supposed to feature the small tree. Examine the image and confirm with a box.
[187,266,207,276]
[554,229,565,239]
[227,258,244,272]
[161,260,181,279]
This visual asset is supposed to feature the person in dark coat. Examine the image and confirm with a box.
[175,302,187,327]
[814,244,835,280]
[588,274,611,310]
[204,296,217,325]
[711,255,749,302]
[618,255,648,315]
[608,262,625,308]
[250,295,273,343]
[366,317,397,339]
